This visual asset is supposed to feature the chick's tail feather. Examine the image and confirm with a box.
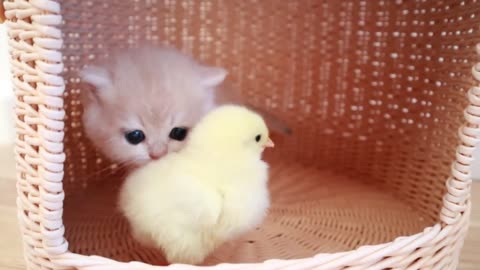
[155,231,217,265]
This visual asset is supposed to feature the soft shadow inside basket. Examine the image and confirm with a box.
[60,0,479,265]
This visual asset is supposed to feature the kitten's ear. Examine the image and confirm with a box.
[80,66,112,90]
[245,103,293,136]
[199,66,228,88]
[79,65,112,103]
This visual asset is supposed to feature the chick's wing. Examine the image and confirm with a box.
[161,173,223,229]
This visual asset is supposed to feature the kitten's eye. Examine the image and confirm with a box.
[255,134,262,142]
[125,130,146,145]
[169,127,188,141]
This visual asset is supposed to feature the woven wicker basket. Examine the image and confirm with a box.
[3,0,479,269]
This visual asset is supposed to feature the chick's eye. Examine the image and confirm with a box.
[169,127,188,141]
[125,130,145,145]
[255,134,262,142]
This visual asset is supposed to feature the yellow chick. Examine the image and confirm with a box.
[118,105,274,265]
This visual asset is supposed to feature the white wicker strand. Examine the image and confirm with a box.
[5,0,67,266]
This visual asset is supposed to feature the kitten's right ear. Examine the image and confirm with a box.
[80,66,112,89]
[79,66,112,103]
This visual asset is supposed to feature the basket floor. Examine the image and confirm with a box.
[64,160,431,265]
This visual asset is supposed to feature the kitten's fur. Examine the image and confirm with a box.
[80,46,227,166]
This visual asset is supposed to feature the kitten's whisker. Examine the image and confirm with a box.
[80,156,152,182]
[80,159,133,181]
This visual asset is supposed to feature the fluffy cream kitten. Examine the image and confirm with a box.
[80,46,227,166]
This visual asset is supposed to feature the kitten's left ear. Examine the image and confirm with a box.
[199,66,228,88]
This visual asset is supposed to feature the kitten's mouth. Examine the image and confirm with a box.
[131,157,155,167]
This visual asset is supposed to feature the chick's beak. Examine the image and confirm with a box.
[264,137,275,148]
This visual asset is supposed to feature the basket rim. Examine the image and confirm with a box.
[49,208,470,269]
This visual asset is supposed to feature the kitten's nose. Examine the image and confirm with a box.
[149,149,167,160]
[149,153,161,160]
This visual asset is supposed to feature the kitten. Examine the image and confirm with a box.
[80,46,227,166]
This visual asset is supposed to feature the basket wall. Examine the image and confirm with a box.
[57,0,479,219]
[4,0,479,269]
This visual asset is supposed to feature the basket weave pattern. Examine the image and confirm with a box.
[4,0,479,269]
